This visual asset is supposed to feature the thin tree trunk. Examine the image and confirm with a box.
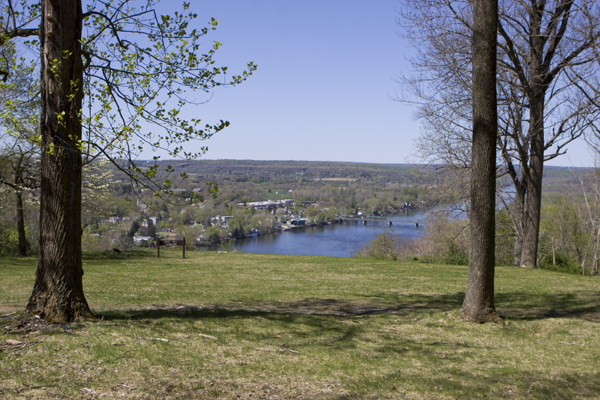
[460,0,500,323]
[512,188,525,266]
[16,190,27,257]
[23,0,94,323]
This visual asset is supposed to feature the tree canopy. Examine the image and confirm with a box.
[399,0,600,268]
[0,0,255,322]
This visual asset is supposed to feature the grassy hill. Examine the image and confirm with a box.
[1,251,599,399]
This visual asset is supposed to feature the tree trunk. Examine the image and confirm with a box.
[518,2,549,269]
[16,190,27,257]
[23,0,94,323]
[460,0,500,324]
[511,186,525,266]
[520,94,545,268]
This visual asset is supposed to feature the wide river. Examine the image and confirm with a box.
[200,209,429,258]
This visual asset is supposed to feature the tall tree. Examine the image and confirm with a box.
[399,0,600,268]
[0,0,255,322]
[0,134,39,256]
[0,43,40,257]
[460,0,501,323]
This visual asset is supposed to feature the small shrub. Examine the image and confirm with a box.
[219,239,236,253]
[442,241,469,265]
[354,230,399,261]
[539,250,581,275]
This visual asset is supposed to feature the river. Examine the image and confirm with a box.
[199,209,429,258]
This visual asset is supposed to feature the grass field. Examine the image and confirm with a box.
[1,250,600,399]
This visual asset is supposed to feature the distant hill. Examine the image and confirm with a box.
[111,159,593,196]
[116,159,430,185]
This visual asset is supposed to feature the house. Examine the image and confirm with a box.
[246,199,294,209]
[133,235,152,242]
[148,216,161,225]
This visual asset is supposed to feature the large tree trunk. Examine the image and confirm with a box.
[16,190,27,257]
[23,0,94,323]
[460,0,500,323]
[520,91,545,268]
[520,2,547,269]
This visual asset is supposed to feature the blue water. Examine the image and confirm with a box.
[201,209,428,258]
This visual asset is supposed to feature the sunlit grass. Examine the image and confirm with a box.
[1,249,600,399]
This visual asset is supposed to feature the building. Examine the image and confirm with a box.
[245,199,294,209]
[290,218,307,226]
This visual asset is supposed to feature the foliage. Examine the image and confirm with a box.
[538,245,582,275]
[72,0,256,194]
[0,221,18,256]
[354,229,399,261]
[442,241,469,265]
[218,238,235,252]
[395,209,513,266]
[537,195,590,274]
[495,209,517,266]
[203,225,221,244]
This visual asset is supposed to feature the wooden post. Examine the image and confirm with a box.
[157,238,185,259]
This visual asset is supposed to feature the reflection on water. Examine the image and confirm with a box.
[200,209,429,258]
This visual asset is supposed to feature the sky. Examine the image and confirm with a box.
[144,0,594,167]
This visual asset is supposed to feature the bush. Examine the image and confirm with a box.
[442,241,469,265]
[204,226,221,244]
[354,230,399,261]
[539,250,581,275]
[0,223,18,256]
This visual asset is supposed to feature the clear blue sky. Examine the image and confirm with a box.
[148,0,593,167]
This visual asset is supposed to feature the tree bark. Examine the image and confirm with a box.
[23,0,94,323]
[16,190,27,257]
[461,0,500,323]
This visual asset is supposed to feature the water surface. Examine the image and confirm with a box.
[201,209,428,258]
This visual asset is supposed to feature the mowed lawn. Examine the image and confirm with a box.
[1,250,600,399]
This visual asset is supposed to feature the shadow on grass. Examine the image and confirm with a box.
[334,366,600,400]
[98,289,600,323]
[496,291,600,321]
[96,301,600,400]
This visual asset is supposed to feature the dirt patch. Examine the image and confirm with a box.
[4,317,58,334]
